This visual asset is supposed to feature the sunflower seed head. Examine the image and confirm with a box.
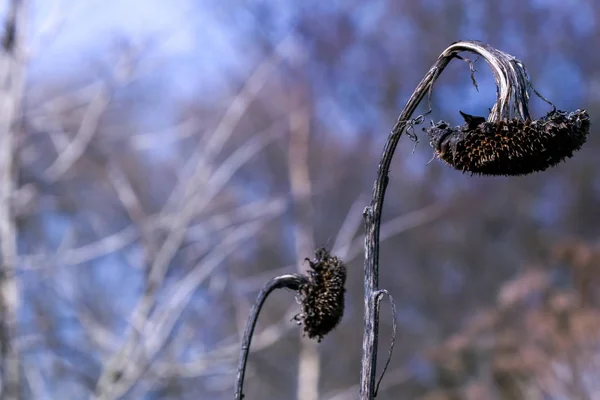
[294,248,346,342]
[425,109,590,176]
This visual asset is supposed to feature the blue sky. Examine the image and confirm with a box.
[20,0,592,111]
[25,0,241,99]
[31,0,197,60]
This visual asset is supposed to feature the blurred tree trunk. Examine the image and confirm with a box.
[0,1,26,399]
[289,98,320,400]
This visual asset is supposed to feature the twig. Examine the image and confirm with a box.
[44,83,109,182]
[360,40,536,399]
[154,311,297,378]
[234,274,308,400]
[373,290,397,397]
[340,202,446,262]
[163,36,292,213]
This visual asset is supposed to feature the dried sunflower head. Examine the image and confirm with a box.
[423,42,590,176]
[294,248,346,342]
[425,109,590,176]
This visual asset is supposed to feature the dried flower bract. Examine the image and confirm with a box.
[294,248,346,342]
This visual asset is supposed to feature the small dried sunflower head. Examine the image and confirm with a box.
[294,248,346,342]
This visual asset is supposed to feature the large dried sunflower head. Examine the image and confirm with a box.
[294,248,346,342]
[425,109,590,176]
[423,42,590,176]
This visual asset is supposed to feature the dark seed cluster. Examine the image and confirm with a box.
[424,109,590,176]
[294,248,346,342]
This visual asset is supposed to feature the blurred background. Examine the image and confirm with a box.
[2,0,600,399]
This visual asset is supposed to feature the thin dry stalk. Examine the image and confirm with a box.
[234,274,308,400]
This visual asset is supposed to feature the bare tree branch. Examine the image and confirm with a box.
[95,219,273,399]
[93,116,284,397]
[154,309,299,379]
[163,36,293,213]
[44,82,109,181]
[19,195,287,272]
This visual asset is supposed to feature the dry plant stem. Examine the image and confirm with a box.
[360,40,520,399]
[235,274,309,400]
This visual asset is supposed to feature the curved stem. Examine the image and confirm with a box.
[235,274,308,400]
[439,41,534,122]
[360,40,528,399]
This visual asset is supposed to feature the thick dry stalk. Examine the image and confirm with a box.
[235,274,309,400]
[360,40,533,399]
